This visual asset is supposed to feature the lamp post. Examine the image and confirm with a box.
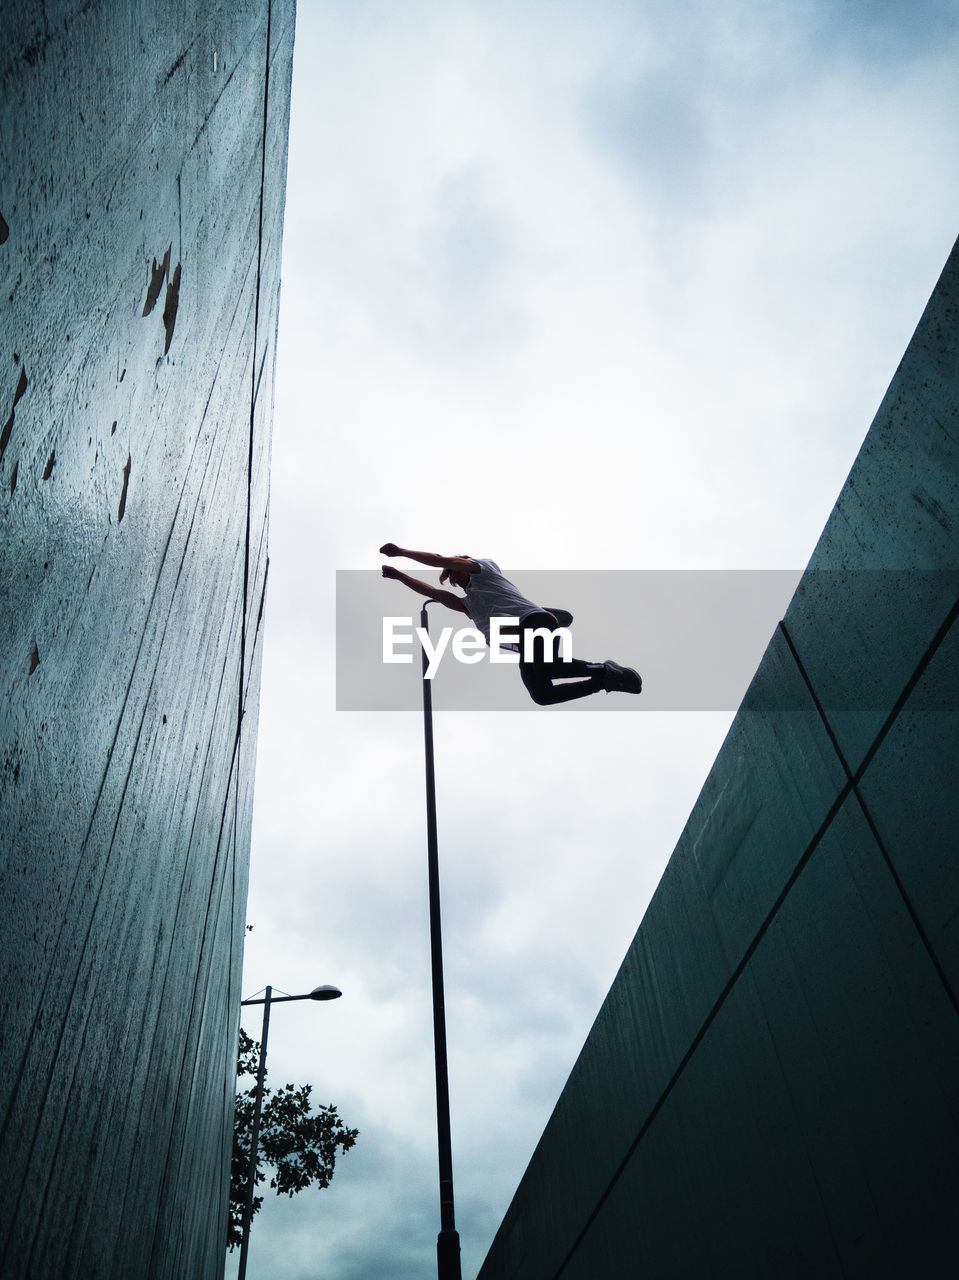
[236,983,342,1280]
[420,601,462,1280]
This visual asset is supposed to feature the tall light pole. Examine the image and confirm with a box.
[236,983,342,1280]
[420,601,462,1280]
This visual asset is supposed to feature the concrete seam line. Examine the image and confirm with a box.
[780,608,959,1020]
[553,772,855,1277]
[240,0,274,739]
[553,593,959,1275]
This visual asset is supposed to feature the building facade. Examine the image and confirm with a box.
[479,239,959,1278]
[0,2,294,1274]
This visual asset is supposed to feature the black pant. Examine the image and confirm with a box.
[516,611,604,706]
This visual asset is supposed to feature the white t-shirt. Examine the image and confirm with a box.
[463,558,541,642]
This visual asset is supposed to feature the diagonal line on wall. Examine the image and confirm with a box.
[554,593,959,1277]
[779,608,959,1020]
[239,0,274,739]
[553,774,854,1277]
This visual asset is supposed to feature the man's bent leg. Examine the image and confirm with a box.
[520,662,605,705]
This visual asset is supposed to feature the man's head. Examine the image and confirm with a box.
[442,566,471,590]
[440,556,473,590]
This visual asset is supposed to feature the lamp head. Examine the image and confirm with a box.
[309,984,342,1001]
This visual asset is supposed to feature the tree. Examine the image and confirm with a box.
[228,1028,359,1250]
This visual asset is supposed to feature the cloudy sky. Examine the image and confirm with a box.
[227,2,959,1276]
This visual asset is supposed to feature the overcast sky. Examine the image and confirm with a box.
[226,2,959,1277]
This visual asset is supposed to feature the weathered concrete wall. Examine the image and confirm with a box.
[478,240,959,1279]
[0,2,294,1276]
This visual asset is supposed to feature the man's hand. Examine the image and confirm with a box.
[378,563,470,615]
[379,542,401,557]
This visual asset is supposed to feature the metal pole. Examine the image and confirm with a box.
[238,986,272,1280]
[420,603,462,1280]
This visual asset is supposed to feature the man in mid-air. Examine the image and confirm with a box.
[380,543,642,705]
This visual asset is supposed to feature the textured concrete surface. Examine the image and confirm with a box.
[0,2,294,1276]
[478,241,959,1280]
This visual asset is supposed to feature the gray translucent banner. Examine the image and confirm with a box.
[336,569,812,711]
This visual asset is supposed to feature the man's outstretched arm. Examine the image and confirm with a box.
[381,565,470,615]
[380,543,479,575]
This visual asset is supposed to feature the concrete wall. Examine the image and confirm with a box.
[478,240,959,1279]
[0,2,294,1276]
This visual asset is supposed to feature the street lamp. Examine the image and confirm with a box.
[420,601,463,1280]
[236,983,342,1280]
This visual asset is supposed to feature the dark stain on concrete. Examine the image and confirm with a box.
[28,645,39,675]
[143,247,171,316]
[911,485,953,534]
[166,49,187,82]
[22,37,48,67]
[9,458,18,494]
[43,449,55,480]
[163,263,181,353]
[118,453,131,521]
[0,213,8,245]
[1,365,29,463]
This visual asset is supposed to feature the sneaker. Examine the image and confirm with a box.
[603,660,642,694]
